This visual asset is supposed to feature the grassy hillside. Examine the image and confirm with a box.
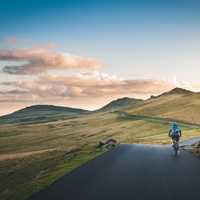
[1,87,200,200]
[1,110,200,200]
[0,105,90,124]
[125,88,200,124]
[98,97,143,112]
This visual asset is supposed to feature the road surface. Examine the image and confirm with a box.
[29,144,200,200]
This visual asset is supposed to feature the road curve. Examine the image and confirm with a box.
[29,144,200,200]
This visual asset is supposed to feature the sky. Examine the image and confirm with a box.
[0,0,200,115]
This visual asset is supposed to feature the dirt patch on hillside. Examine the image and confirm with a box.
[0,149,57,161]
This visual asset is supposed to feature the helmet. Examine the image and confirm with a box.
[172,122,178,129]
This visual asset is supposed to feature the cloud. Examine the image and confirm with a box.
[0,47,103,75]
[0,89,28,95]
[0,72,174,102]
[0,88,34,103]
[45,72,173,97]
[0,71,175,115]
[6,37,17,44]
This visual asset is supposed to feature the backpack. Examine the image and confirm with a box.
[172,128,180,136]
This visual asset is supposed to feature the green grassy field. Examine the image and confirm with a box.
[0,147,104,200]
[1,110,200,200]
[126,90,200,124]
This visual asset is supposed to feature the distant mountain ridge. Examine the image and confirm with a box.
[13,105,90,114]
[126,87,200,124]
[98,97,143,112]
[0,105,90,124]
[0,87,199,124]
[159,87,194,96]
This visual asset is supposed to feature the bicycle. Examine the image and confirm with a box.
[172,138,179,156]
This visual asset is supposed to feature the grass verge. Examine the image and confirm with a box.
[0,147,104,200]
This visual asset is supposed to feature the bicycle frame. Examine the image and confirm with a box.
[172,139,179,156]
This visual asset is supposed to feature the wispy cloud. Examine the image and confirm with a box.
[0,47,103,75]
[6,36,17,44]
[0,72,174,102]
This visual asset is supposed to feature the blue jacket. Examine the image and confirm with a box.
[169,123,182,137]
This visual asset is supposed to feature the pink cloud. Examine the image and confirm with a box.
[6,37,17,44]
[0,72,173,101]
[0,47,103,75]
[0,72,175,115]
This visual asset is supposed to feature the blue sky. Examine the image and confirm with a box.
[0,0,200,114]
[1,0,200,78]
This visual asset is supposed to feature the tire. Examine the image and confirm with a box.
[172,141,179,156]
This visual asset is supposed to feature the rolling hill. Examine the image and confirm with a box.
[125,87,200,124]
[98,97,143,112]
[1,87,199,125]
[0,97,143,124]
[0,105,90,124]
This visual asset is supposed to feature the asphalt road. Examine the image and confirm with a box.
[29,144,200,200]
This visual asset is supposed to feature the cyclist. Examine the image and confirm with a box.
[169,122,182,142]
